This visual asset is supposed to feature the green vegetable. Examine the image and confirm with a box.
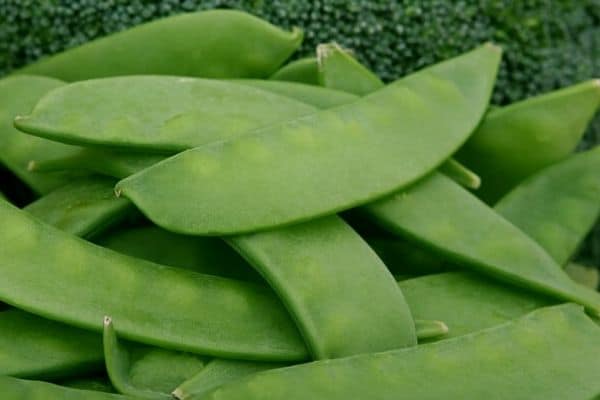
[269,57,319,85]
[0,376,136,399]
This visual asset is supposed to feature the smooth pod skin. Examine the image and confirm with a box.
[0,199,307,361]
[0,376,137,399]
[15,76,316,152]
[363,172,600,315]
[173,359,289,400]
[0,75,83,194]
[0,309,104,379]
[24,176,134,239]
[495,147,600,266]
[456,79,600,204]
[94,225,262,283]
[564,263,599,290]
[269,57,319,85]
[116,44,501,235]
[229,216,417,359]
[198,304,600,400]
[15,10,303,81]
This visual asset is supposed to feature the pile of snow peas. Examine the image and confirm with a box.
[1,10,599,400]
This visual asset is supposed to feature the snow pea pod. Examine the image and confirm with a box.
[0,376,137,399]
[115,44,501,235]
[269,57,319,85]
[15,76,315,152]
[456,79,600,203]
[494,147,600,266]
[16,10,302,81]
[24,176,134,239]
[0,199,307,361]
[363,172,600,315]
[198,304,600,400]
[0,309,104,379]
[229,215,417,359]
[0,75,83,194]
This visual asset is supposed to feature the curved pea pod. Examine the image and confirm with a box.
[363,172,600,315]
[0,309,104,379]
[0,75,83,194]
[198,304,600,400]
[495,147,600,266]
[103,316,202,400]
[15,76,316,152]
[456,79,600,204]
[269,57,319,85]
[229,216,417,359]
[116,44,501,235]
[232,79,359,108]
[0,376,136,399]
[24,176,134,239]
[15,11,302,81]
[0,199,307,361]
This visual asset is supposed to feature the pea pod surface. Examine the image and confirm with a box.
[0,376,136,399]
[269,57,319,85]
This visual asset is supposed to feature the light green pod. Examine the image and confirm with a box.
[103,316,202,400]
[232,79,359,108]
[363,172,600,315]
[0,309,104,379]
[0,199,307,361]
[16,10,302,81]
[0,376,136,399]
[116,44,501,235]
[269,57,319,85]
[456,79,600,203]
[564,263,599,290]
[229,216,417,359]
[495,147,600,266]
[0,75,83,194]
[198,304,600,400]
[24,176,134,239]
[15,76,316,152]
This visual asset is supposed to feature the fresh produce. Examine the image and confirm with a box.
[0,9,598,400]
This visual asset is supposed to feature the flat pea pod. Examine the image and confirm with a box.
[229,215,417,359]
[232,79,359,108]
[0,309,104,379]
[24,176,134,239]
[15,76,316,152]
[15,10,302,81]
[269,57,319,85]
[362,172,600,315]
[0,75,83,194]
[115,44,501,235]
[198,304,600,400]
[494,147,600,266]
[0,376,137,399]
[456,79,600,204]
[0,198,307,361]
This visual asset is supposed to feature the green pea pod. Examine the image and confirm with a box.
[363,172,600,315]
[233,79,359,108]
[0,198,307,361]
[0,376,136,399]
[103,316,201,400]
[269,57,319,85]
[95,225,262,283]
[115,44,501,235]
[564,263,599,290]
[0,75,83,194]
[229,216,417,359]
[15,10,302,81]
[0,309,104,379]
[197,304,600,400]
[58,376,116,393]
[15,77,316,152]
[24,176,134,239]
[456,79,600,204]
[494,147,600,266]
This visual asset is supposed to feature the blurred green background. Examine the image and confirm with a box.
[0,0,598,267]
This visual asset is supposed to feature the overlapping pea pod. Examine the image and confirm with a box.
[14,10,302,82]
[0,376,136,399]
[195,305,600,400]
[494,147,600,267]
[269,57,319,85]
